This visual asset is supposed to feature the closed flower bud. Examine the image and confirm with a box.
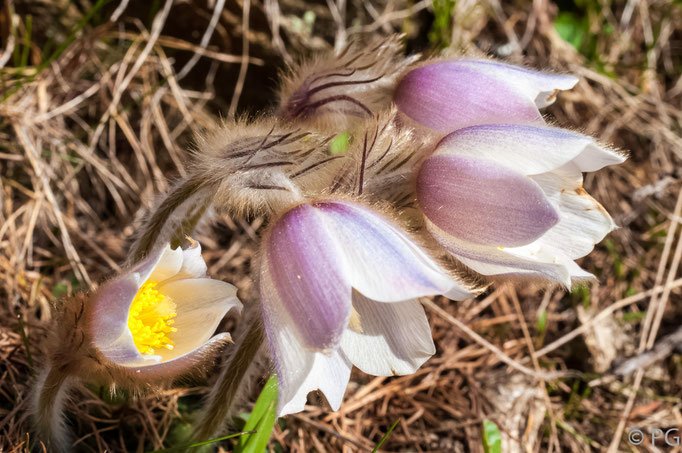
[278,35,416,127]
[394,59,578,133]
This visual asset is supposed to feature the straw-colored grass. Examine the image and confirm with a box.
[1,0,681,451]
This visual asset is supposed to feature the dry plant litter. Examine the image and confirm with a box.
[1,0,681,451]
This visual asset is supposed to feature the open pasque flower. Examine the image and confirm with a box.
[88,241,242,377]
[416,124,626,286]
[34,241,241,452]
[258,200,475,415]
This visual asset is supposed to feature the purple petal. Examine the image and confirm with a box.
[89,273,143,350]
[89,246,168,362]
[315,201,473,301]
[263,204,351,350]
[417,155,559,247]
[394,62,543,132]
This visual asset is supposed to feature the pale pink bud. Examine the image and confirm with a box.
[394,60,578,133]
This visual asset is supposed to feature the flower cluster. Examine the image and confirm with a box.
[36,34,626,449]
[247,37,625,415]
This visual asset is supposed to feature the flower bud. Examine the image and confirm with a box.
[394,59,578,133]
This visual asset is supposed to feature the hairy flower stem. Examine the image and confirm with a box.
[190,312,266,443]
[32,365,74,452]
[132,174,213,262]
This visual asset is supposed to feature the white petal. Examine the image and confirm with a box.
[457,60,579,108]
[532,163,617,259]
[131,247,168,283]
[341,294,435,376]
[562,258,596,282]
[318,201,474,302]
[571,143,627,172]
[280,348,351,415]
[262,299,351,416]
[436,124,601,175]
[155,278,241,361]
[426,218,572,286]
[179,242,208,278]
[149,245,183,282]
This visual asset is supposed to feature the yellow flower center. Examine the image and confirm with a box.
[127,281,177,355]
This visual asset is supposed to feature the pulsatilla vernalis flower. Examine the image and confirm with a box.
[258,200,475,415]
[393,59,578,133]
[88,242,241,376]
[34,241,241,451]
[416,124,626,286]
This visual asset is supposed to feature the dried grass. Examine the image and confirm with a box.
[1,0,681,451]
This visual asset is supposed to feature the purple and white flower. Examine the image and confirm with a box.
[258,200,474,415]
[394,59,578,133]
[416,124,626,286]
[89,242,241,377]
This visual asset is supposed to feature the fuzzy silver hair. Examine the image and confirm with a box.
[278,35,417,128]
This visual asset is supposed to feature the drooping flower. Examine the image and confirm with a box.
[88,241,242,377]
[258,200,476,415]
[393,59,578,133]
[416,124,626,286]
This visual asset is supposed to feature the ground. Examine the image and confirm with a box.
[1,0,681,452]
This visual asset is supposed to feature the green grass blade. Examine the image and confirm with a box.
[20,15,32,68]
[1,0,113,102]
[146,431,255,453]
[482,419,502,453]
[371,418,400,453]
[238,402,277,453]
[235,374,279,453]
[17,314,33,370]
[536,309,547,335]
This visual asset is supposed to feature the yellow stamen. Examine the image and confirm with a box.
[127,281,177,355]
[348,307,363,333]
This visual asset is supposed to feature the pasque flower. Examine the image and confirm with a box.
[258,200,475,415]
[394,59,579,133]
[416,124,626,286]
[88,241,242,376]
[34,241,241,451]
